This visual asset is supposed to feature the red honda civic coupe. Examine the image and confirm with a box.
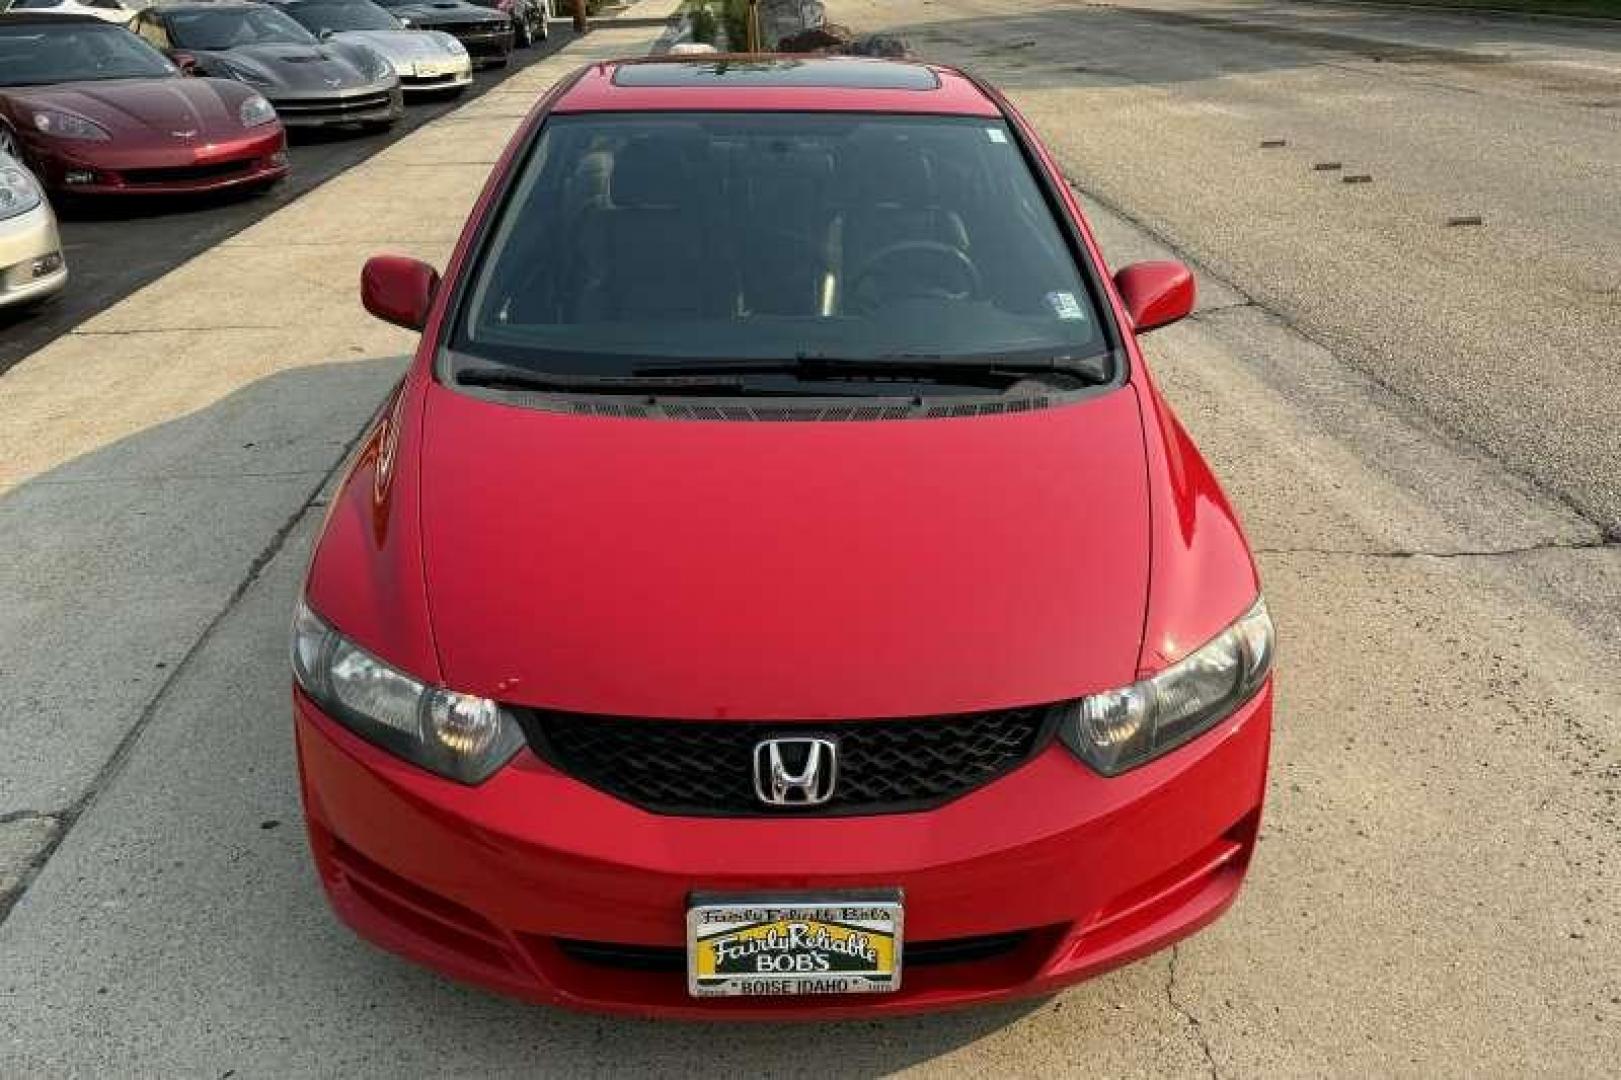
[0,14,287,197]
[292,56,1274,1018]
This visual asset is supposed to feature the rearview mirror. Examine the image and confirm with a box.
[362,255,440,332]
[1113,260,1195,335]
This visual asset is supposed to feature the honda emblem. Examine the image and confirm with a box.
[753,738,838,807]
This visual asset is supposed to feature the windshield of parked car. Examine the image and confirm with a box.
[281,0,401,33]
[0,23,177,85]
[165,7,316,49]
[455,113,1111,377]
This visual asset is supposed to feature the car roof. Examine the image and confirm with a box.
[0,11,109,23]
[149,1,263,11]
[556,57,1003,118]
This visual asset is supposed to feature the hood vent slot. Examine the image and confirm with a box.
[534,395,1055,422]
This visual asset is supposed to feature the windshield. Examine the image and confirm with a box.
[0,24,177,85]
[281,0,401,33]
[455,113,1111,378]
[165,7,317,49]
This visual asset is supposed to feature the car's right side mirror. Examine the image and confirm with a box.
[362,255,440,332]
[1113,260,1196,335]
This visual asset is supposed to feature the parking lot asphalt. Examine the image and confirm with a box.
[1,1,1618,1076]
[0,35,576,378]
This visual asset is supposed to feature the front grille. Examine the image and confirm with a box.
[275,92,395,119]
[519,704,1061,816]
[554,931,1030,973]
[440,21,508,37]
[121,159,255,187]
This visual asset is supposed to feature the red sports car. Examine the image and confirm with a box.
[293,57,1274,1018]
[0,14,287,197]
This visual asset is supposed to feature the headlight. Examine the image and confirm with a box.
[221,62,274,89]
[1060,597,1273,776]
[0,163,43,222]
[434,31,468,56]
[291,599,524,784]
[357,48,395,82]
[32,109,110,142]
[239,95,277,129]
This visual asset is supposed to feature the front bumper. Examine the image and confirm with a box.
[296,685,1272,1018]
[272,85,405,129]
[398,59,475,95]
[0,201,67,310]
[23,127,288,197]
[440,24,514,63]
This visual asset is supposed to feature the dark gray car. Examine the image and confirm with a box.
[132,2,404,130]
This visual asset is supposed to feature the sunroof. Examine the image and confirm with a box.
[613,59,941,91]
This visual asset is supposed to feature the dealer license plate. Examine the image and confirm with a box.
[686,892,903,998]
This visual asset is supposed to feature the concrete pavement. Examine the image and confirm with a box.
[2,2,1618,1076]
[0,0,679,909]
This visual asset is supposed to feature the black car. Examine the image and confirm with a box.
[370,0,512,67]
[465,0,544,48]
[133,2,404,130]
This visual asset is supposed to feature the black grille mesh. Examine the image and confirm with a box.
[518,705,1060,816]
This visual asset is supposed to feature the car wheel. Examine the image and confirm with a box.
[514,15,532,48]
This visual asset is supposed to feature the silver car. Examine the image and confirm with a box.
[269,0,473,96]
[0,152,67,312]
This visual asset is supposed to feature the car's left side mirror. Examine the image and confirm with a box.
[1114,260,1196,335]
[362,255,440,332]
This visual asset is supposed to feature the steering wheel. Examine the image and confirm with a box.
[847,241,983,313]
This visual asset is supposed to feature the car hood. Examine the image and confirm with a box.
[390,2,507,25]
[196,43,379,92]
[328,29,460,61]
[416,383,1152,720]
[0,78,253,142]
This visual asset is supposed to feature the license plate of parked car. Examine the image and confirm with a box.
[686,895,903,997]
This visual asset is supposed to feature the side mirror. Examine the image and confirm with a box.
[362,255,440,332]
[1113,260,1195,335]
[168,51,200,76]
[319,28,335,41]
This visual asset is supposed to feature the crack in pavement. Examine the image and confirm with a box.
[1256,536,1617,560]
[69,325,284,337]
[1186,300,1259,319]
[0,416,372,929]
[0,809,60,826]
[20,468,334,487]
[1166,945,1219,1080]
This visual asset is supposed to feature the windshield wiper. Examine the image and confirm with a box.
[633,353,1110,387]
[456,364,750,395]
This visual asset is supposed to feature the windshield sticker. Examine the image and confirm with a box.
[1046,291,1087,321]
[986,128,1008,144]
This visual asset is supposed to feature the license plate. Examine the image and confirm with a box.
[686,892,903,998]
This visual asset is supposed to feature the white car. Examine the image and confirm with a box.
[0,0,137,26]
[268,0,474,96]
[0,153,67,312]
